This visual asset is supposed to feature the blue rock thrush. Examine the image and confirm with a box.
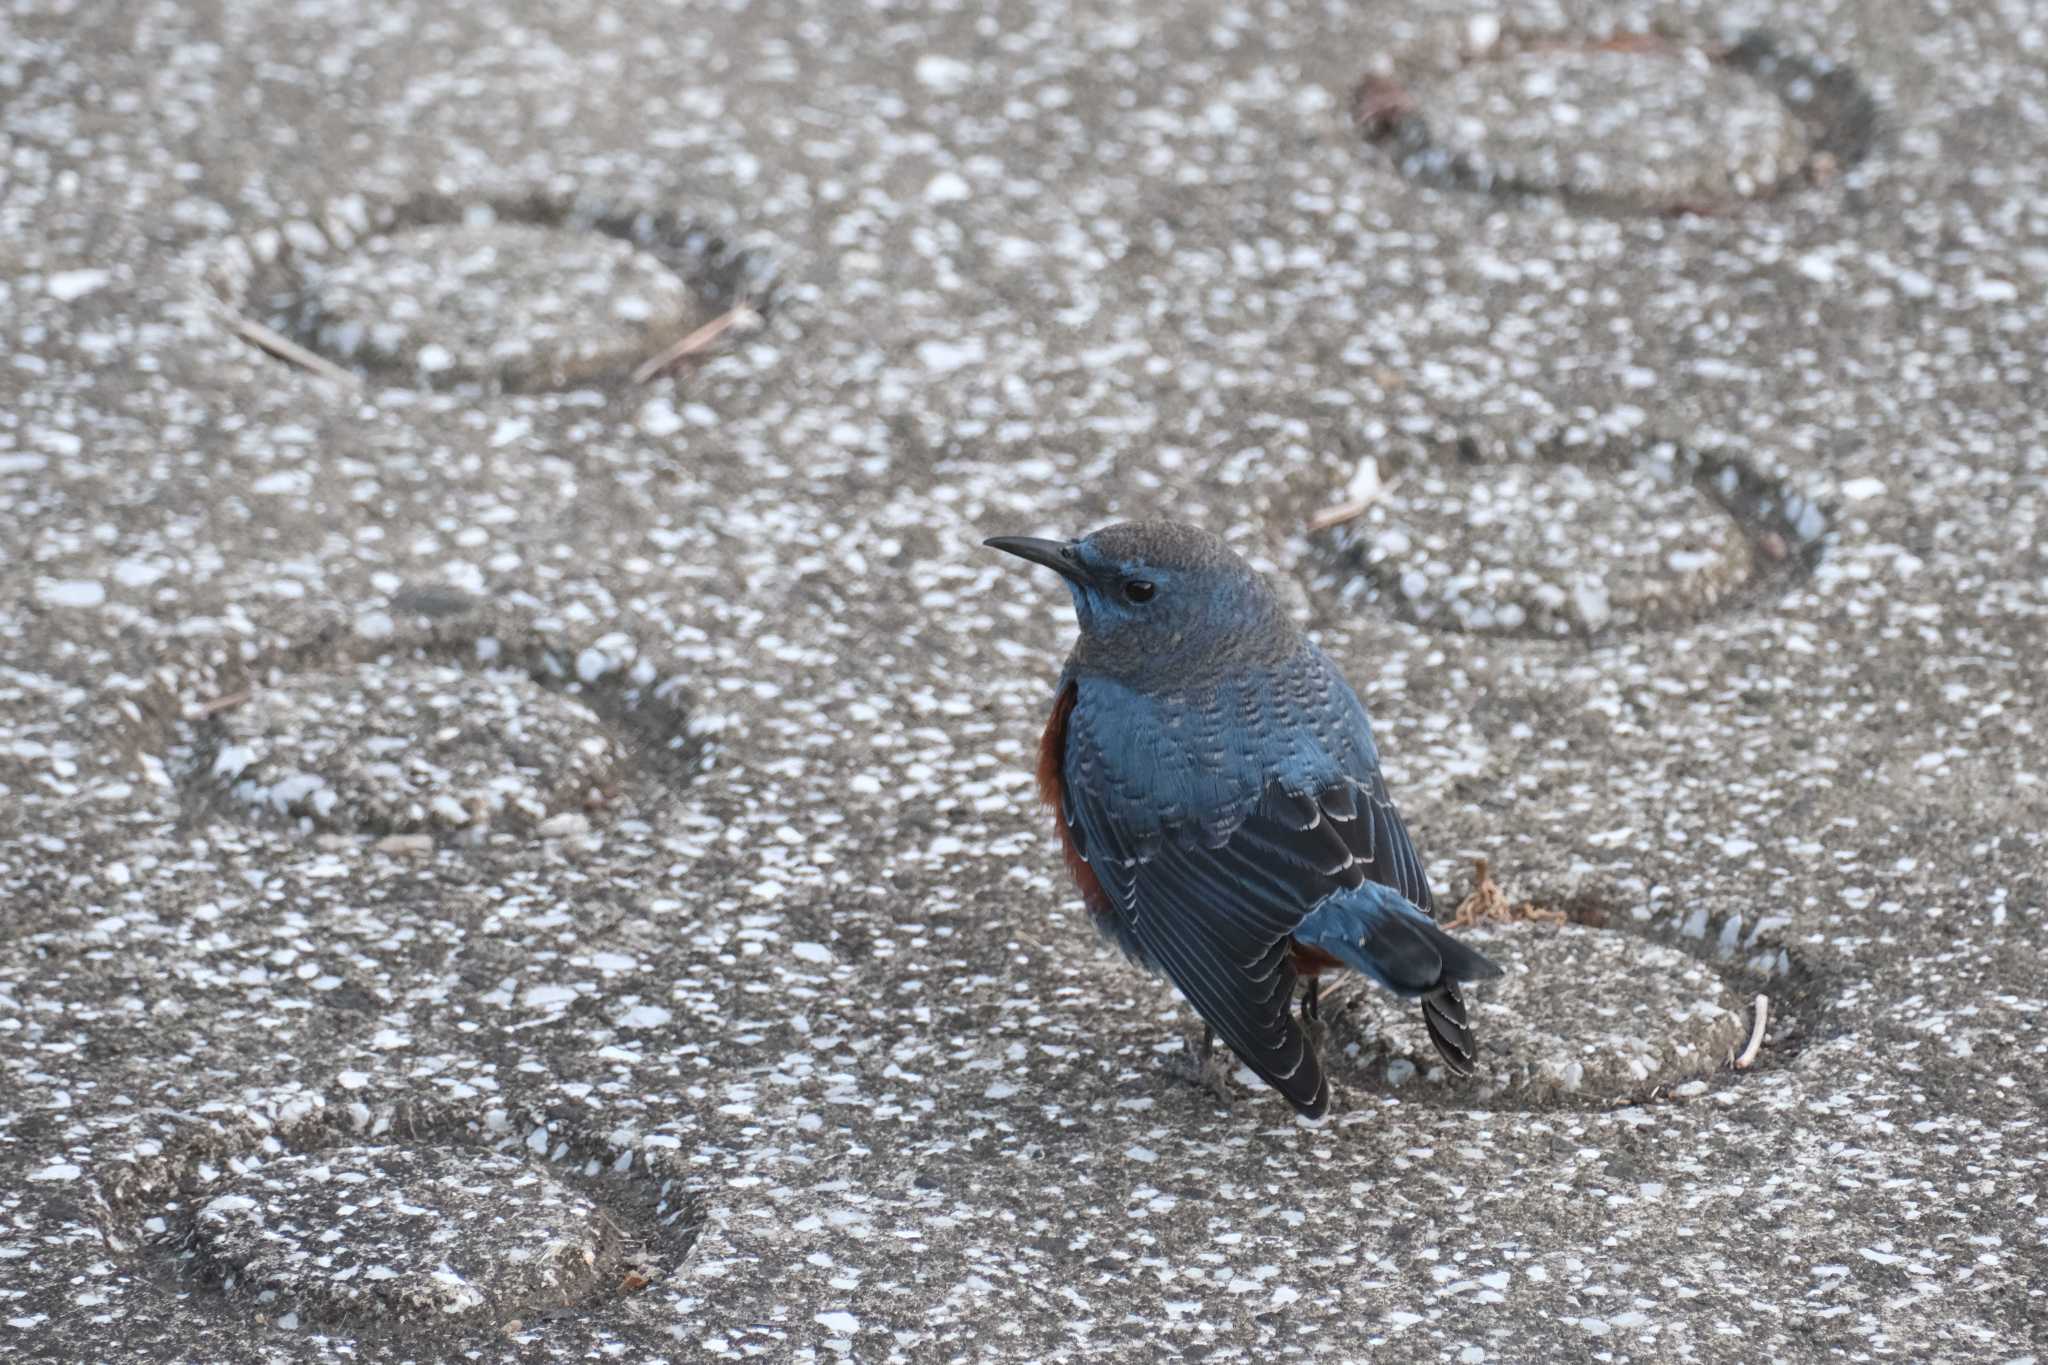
[986,521,1503,1117]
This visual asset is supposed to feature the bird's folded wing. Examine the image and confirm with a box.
[1345,767,1435,913]
[1070,778,1415,1118]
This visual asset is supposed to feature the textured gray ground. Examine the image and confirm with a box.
[2,0,2045,1360]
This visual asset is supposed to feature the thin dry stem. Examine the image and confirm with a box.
[227,313,361,387]
[1449,857,1567,929]
[193,689,252,717]
[1734,993,1770,1068]
[1307,460,1393,531]
[631,302,763,384]
[1306,498,1373,532]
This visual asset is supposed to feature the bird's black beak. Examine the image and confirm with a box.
[983,535,1087,585]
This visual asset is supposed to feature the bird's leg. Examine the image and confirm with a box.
[1165,1024,1234,1104]
[1182,1024,1218,1079]
[1299,977,1332,1050]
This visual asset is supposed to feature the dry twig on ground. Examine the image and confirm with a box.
[193,689,252,717]
[631,301,763,384]
[1734,993,1770,1068]
[226,313,361,387]
[1448,858,1567,928]
[1307,457,1394,531]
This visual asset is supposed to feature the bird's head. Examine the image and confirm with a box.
[985,520,1294,684]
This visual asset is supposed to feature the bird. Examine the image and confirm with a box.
[985,520,1503,1118]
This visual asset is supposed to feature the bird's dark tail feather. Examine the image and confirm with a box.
[1416,918,1505,987]
[1414,918,1501,1076]
[1420,984,1478,1076]
[1294,885,1504,1076]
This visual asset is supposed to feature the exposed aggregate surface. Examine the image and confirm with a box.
[1414,46,1812,209]
[1332,456,1757,637]
[285,220,700,391]
[2,0,2046,1361]
[179,1144,622,1329]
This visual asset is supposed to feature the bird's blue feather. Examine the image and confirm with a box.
[1294,882,1458,998]
[1064,641,1387,843]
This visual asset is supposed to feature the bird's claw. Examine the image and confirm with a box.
[1163,1026,1235,1105]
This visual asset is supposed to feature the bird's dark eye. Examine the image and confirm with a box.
[1123,579,1156,603]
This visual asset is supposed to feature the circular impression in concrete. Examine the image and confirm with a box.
[1327,921,1752,1103]
[1417,47,1807,207]
[286,223,698,390]
[1355,29,1876,213]
[200,661,622,836]
[175,610,700,842]
[112,1094,704,1340]
[1345,459,1746,637]
[1314,440,1828,641]
[200,195,778,391]
[186,1146,618,1329]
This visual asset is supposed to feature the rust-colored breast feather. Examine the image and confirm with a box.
[1287,941,1343,977]
[1037,682,1112,918]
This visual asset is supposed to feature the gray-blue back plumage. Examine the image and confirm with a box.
[1062,640,1386,846]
